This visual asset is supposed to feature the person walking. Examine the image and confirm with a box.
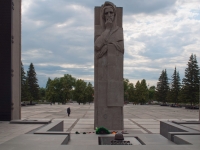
[67,107,71,117]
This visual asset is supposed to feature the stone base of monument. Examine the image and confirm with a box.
[98,136,142,145]
[160,121,200,143]
[1,120,200,150]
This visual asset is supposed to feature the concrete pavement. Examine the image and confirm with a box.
[0,103,199,145]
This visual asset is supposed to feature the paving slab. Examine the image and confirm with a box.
[73,124,94,129]
[124,122,135,125]
[124,125,141,129]
[182,124,200,132]
[78,119,94,122]
[156,119,181,121]
[147,129,160,134]
[181,119,199,121]
[63,124,73,129]
[124,129,148,134]
[135,121,160,125]
[131,119,156,122]
[140,125,160,129]
[76,122,94,124]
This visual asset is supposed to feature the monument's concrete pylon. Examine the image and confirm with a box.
[0,0,21,121]
[94,1,124,130]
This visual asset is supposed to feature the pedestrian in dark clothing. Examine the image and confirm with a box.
[67,107,71,117]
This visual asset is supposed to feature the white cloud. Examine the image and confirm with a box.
[21,0,200,87]
[21,0,33,15]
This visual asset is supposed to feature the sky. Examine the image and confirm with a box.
[21,0,200,88]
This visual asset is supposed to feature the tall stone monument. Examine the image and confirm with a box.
[94,1,124,130]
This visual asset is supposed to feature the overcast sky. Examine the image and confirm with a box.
[21,0,200,88]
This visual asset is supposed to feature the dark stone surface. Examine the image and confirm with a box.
[10,119,51,124]
[0,0,12,121]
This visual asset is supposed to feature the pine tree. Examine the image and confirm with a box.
[21,62,31,101]
[156,69,169,103]
[134,80,141,104]
[85,82,94,104]
[27,63,39,102]
[127,83,135,102]
[124,79,130,102]
[182,54,200,106]
[140,79,148,104]
[170,67,181,104]
[21,62,26,101]
[45,78,52,102]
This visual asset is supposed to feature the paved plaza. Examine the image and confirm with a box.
[0,104,199,145]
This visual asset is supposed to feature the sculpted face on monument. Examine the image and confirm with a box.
[95,2,124,59]
[104,7,114,28]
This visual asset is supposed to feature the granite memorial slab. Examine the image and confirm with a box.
[94,1,124,130]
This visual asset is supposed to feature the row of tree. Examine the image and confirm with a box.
[21,63,94,104]
[156,54,199,105]
[45,74,94,104]
[124,78,152,104]
[22,54,199,106]
[124,54,199,106]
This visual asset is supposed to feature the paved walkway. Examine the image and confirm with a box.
[21,103,199,119]
[0,104,199,144]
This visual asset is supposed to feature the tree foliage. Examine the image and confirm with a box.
[39,87,46,100]
[45,75,94,104]
[156,69,169,103]
[139,79,148,104]
[45,75,76,104]
[123,79,149,104]
[148,86,156,101]
[21,62,32,101]
[73,79,87,104]
[170,67,181,104]
[134,81,141,104]
[27,63,40,102]
[85,82,94,104]
[127,83,135,102]
[60,74,76,102]
[182,54,200,105]
[124,79,130,101]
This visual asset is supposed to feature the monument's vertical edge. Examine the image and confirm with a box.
[94,7,98,129]
[0,0,21,121]
[94,2,124,130]
[11,0,21,120]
